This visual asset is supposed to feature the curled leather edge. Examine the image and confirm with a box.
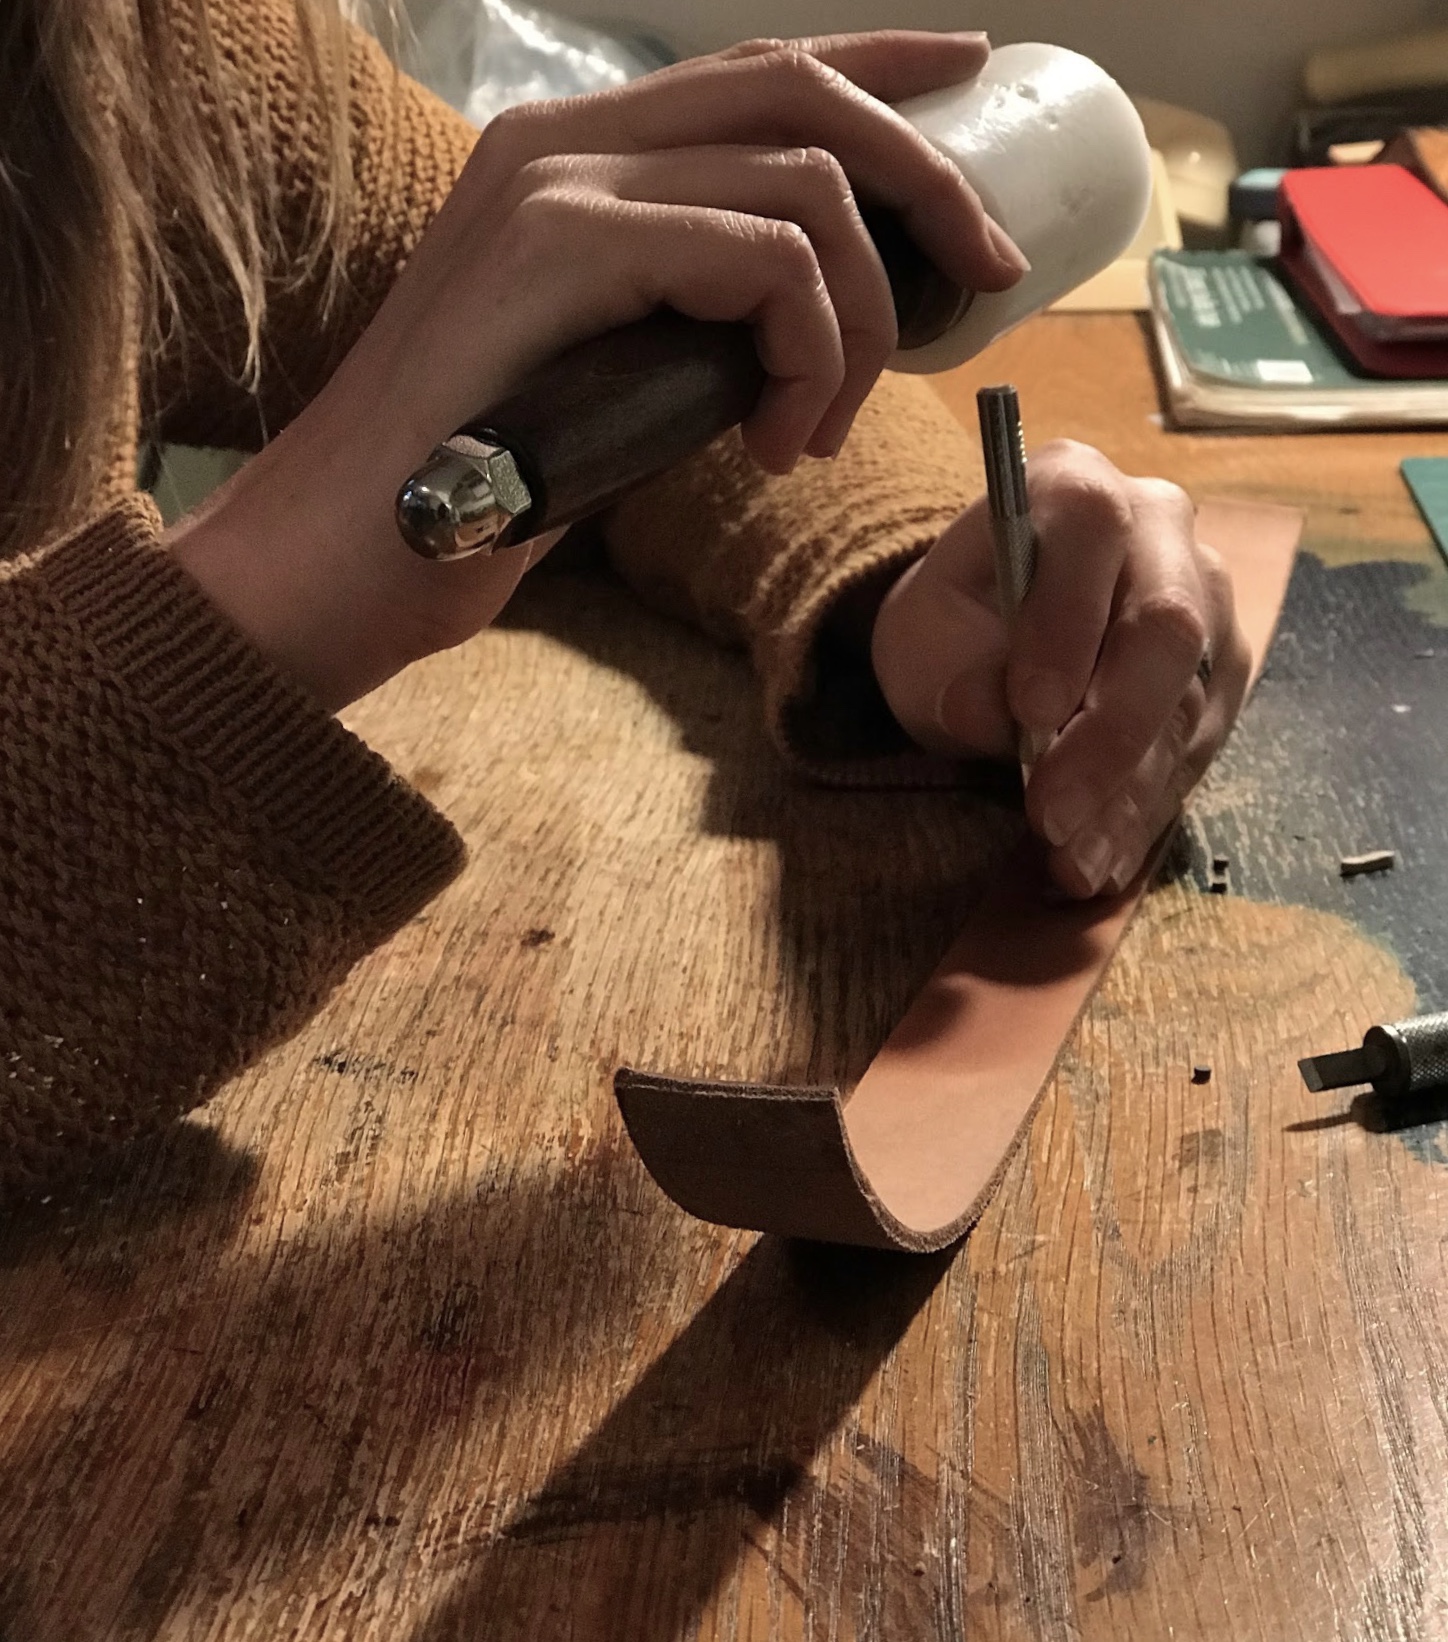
[613,1069,1048,1253]
[614,499,1305,1251]
[613,1075,924,1251]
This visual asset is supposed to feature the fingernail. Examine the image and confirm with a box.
[987,218,1031,277]
[1014,669,1071,732]
[948,30,990,44]
[803,418,840,460]
[1042,783,1094,848]
[1103,850,1138,896]
[1071,831,1115,894]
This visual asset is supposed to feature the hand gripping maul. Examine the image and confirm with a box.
[395,43,1154,562]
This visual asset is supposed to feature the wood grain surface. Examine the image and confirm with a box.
[5,314,1448,1640]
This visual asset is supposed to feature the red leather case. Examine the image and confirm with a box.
[1279,166,1448,378]
[1278,242,1448,379]
[1280,165,1448,318]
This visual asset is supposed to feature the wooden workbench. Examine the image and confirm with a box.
[5,314,1448,1640]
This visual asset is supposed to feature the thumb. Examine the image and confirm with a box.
[870,505,1014,758]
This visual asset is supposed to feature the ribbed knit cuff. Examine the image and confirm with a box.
[752,489,975,791]
[36,496,464,936]
[731,373,991,789]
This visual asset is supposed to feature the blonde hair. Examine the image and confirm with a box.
[0,0,378,556]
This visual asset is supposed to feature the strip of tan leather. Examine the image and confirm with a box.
[616,499,1304,1250]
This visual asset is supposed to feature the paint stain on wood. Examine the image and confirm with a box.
[312,1049,418,1086]
[1065,1409,1157,1601]
[409,765,447,796]
[1178,1128,1225,1173]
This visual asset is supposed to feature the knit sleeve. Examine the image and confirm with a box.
[144,0,477,450]
[601,370,979,785]
[0,494,463,1200]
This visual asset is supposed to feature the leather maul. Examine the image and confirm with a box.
[616,499,1304,1251]
[452,208,959,547]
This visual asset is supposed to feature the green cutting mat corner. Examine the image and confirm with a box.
[1403,457,1448,567]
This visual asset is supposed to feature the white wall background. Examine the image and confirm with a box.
[528,0,1446,164]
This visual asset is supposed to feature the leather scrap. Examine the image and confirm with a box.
[616,499,1304,1251]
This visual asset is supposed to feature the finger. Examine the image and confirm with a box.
[428,181,846,463]
[593,144,895,456]
[479,49,1027,295]
[713,29,991,105]
[872,542,1014,758]
[1191,537,1253,727]
[1048,695,1203,897]
[566,194,847,470]
[1026,485,1211,852]
[1006,441,1137,734]
[1047,541,1252,898]
[876,496,1012,756]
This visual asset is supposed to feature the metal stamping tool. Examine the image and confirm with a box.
[976,384,1052,768]
[1298,1010,1448,1101]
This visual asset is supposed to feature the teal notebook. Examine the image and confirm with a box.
[1149,251,1448,428]
[1403,458,1448,565]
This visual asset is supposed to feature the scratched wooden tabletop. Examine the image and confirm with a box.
[5,314,1448,1642]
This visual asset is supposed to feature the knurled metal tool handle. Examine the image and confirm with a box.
[1299,1009,1448,1100]
[976,384,1050,767]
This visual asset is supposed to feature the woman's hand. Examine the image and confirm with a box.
[871,441,1252,898]
[168,31,1027,712]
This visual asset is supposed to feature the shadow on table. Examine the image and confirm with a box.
[0,1115,953,1641]
[1286,1085,1448,1138]
[377,571,1015,1635]
[0,1121,259,1274]
[0,566,1031,1636]
[410,1237,954,1641]
[0,1120,694,1639]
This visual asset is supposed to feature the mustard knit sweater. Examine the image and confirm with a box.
[0,0,978,1199]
